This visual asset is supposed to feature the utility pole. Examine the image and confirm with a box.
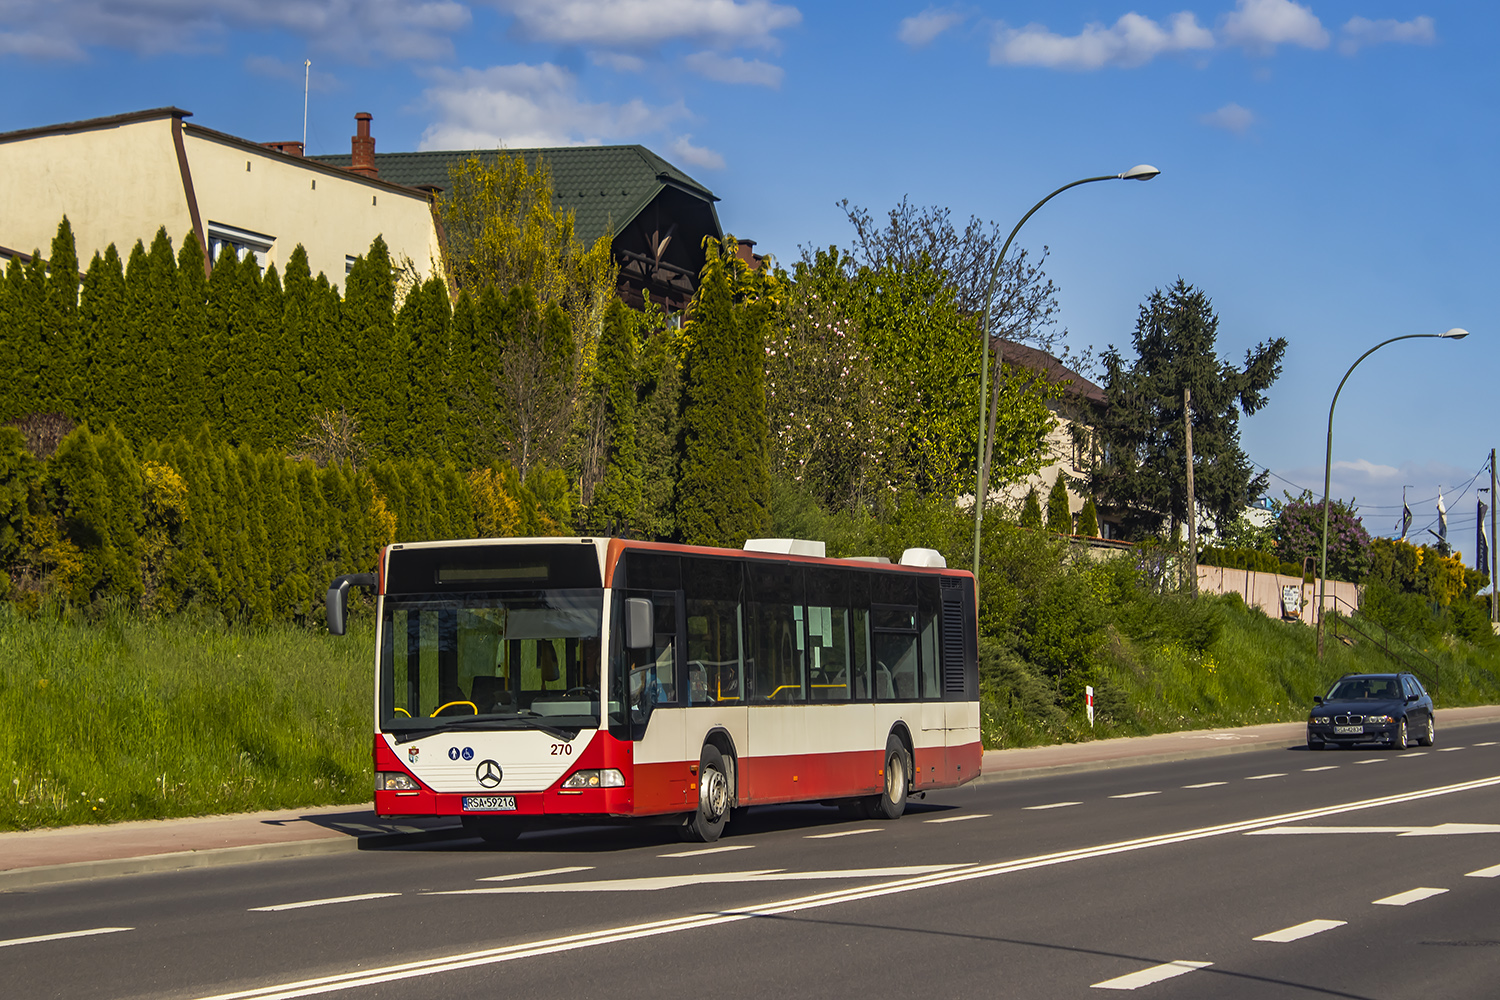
[1492,449,1497,627]
[1185,386,1197,596]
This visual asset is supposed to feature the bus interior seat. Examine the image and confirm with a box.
[875,663,894,700]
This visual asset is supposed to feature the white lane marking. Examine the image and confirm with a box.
[1439,747,1464,752]
[1399,752,1428,758]
[250,893,400,912]
[1373,887,1449,906]
[480,866,595,881]
[0,927,132,949]
[1248,824,1500,837]
[1183,782,1226,789]
[433,865,965,895]
[1355,758,1387,764]
[187,773,1500,1000]
[1474,742,1497,747]
[659,845,755,858]
[1246,773,1287,780]
[1465,863,1500,878]
[1109,791,1161,799]
[1092,960,1212,990]
[1254,919,1346,942]
[1303,766,1340,772]
[1024,801,1082,810]
[806,828,882,839]
[924,813,991,824]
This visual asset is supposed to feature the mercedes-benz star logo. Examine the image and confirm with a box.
[475,759,503,788]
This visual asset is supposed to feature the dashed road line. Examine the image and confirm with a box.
[480,866,594,881]
[1109,791,1161,799]
[1253,919,1346,943]
[1465,864,1500,878]
[1183,782,1226,789]
[1303,766,1339,772]
[1439,747,1465,752]
[250,893,399,912]
[1399,752,1428,758]
[1024,802,1081,811]
[659,846,754,858]
[805,828,881,840]
[1474,742,1497,747]
[1355,758,1387,765]
[1092,960,1211,990]
[924,813,991,824]
[1373,887,1448,906]
[1246,773,1287,780]
[0,927,132,949]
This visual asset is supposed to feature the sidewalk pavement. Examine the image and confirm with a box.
[5,706,1499,891]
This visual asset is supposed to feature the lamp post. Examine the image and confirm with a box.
[971,165,1160,580]
[1316,328,1470,658]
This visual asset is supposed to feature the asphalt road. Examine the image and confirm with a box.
[7,722,1500,1000]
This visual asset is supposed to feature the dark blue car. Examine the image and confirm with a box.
[1306,672,1435,750]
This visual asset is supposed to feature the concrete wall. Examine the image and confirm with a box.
[1197,564,1360,627]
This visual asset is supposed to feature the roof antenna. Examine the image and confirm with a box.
[302,59,311,151]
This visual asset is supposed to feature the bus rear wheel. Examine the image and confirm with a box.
[866,735,910,820]
[681,745,731,842]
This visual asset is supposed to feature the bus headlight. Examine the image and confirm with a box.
[561,769,626,789]
[377,771,421,791]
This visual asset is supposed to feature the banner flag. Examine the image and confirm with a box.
[1480,501,1490,575]
[1438,491,1448,543]
[1400,499,1412,542]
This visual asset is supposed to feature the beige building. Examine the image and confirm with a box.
[0,107,442,288]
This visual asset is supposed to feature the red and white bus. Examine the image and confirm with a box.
[326,536,981,844]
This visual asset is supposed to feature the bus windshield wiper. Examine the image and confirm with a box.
[389,714,582,743]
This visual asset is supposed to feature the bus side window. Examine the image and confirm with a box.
[748,562,805,703]
[807,605,850,701]
[850,612,870,700]
[683,557,744,705]
[918,578,941,700]
[872,604,918,701]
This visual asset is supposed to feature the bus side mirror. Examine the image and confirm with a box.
[326,573,377,635]
[625,598,653,650]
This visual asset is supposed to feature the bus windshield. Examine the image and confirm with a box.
[379,589,603,739]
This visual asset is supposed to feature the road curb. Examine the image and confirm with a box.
[0,824,470,892]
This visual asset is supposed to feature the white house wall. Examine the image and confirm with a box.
[0,116,192,264]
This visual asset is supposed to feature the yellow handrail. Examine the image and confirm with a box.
[431,701,477,717]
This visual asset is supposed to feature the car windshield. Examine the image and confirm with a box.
[1327,677,1402,701]
[379,589,603,736]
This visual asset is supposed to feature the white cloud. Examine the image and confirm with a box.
[0,0,470,61]
[1332,458,1400,479]
[990,11,1213,70]
[898,7,966,47]
[671,134,726,169]
[1339,15,1436,55]
[488,0,801,50]
[590,51,647,73]
[1200,101,1255,133]
[683,50,783,86]
[0,28,85,59]
[418,63,683,149]
[1220,0,1328,54]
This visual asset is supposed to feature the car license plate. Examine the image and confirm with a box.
[1334,725,1363,735]
[463,795,517,811]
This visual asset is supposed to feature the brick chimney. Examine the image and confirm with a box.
[262,140,304,157]
[735,238,760,268]
[350,112,377,178]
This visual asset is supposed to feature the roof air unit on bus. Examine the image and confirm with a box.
[898,548,947,568]
[743,538,826,558]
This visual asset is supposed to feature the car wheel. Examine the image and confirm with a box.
[1417,715,1435,747]
[1394,718,1409,751]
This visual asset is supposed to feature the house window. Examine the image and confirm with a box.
[345,255,358,275]
[207,222,274,272]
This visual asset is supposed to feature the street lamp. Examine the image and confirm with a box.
[972,165,1160,579]
[1316,328,1470,657]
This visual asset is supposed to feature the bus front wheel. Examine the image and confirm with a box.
[682,745,731,842]
[869,735,910,820]
[463,816,524,847]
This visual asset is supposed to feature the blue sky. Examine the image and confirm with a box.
[2,1,1493,552]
